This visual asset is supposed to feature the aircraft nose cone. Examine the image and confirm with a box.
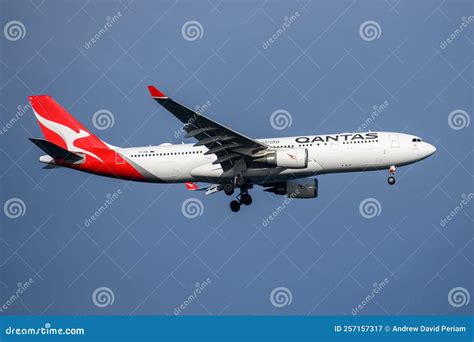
[426,143,436,156]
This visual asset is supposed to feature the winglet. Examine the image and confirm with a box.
[147,85,168,99]
[185,182,200,191]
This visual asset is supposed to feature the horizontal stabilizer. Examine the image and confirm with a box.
[184,182,222,195]
[185,182,201,191]
[29,138,84,164]
[42,163,60,169]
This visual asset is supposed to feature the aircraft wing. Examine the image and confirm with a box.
[148,85,268,171]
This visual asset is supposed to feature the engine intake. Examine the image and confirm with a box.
[254,148,308,169]
[264,178,318,198]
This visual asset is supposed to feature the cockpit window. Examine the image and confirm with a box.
[412,138,422,142]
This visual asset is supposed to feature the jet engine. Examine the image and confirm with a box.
[254,148,308,169]
[264,178,318,198]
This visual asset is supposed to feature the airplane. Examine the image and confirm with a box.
[29,85,436,212]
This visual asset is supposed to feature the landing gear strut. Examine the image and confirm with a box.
[235,175,245,187]
[387,165,396,185]
[225,175,246,197]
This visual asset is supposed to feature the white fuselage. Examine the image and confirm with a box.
[119,132,436,184]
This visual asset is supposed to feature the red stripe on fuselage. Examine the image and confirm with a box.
[67,148,146,181]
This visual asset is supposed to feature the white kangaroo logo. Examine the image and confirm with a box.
[33,109,103,162]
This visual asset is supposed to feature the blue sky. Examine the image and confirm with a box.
[0,0,472,315]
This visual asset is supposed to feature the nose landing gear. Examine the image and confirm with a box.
[387,165,396,185]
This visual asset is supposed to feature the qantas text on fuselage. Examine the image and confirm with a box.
[29,86,436,212]
[294,132,378,143]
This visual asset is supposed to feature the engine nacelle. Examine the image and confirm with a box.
[264,178,318,198]
[256,148,308,169]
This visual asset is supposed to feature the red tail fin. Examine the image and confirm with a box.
[29,95,109,160]
[29,95,147,181]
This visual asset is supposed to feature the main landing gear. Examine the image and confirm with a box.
[229,192,253,212]
[224,183,234,196]
[387,165,396,185]
[227,175,252,212]
[235,175,245,187]
[224,175,245,196]
[241,193,252,205]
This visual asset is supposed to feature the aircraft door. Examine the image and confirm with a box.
[389,134,399,148]
[115,152,125,165]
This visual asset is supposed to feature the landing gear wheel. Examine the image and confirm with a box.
[388,176,396,185]
[230,200,240,212]
[224,183,234,196]
[241,193,252,206]
[235,176,245,187]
